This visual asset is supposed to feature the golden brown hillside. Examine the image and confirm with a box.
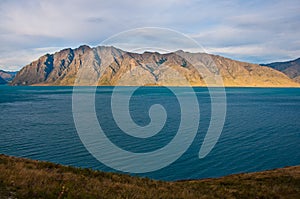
[11,46,300,87]
[0,154,299,198]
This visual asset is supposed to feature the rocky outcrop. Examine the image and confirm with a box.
[0,70,17,83]
[11,45,300,87]
[0,76,6,84]
[261,58,300,83]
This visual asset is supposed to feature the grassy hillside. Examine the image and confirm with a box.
[0,154,299,198]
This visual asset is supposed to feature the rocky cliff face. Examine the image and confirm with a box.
[261,58,300,83]
[0,76,6,84]
[11,45,300,87]
[0,70,17,83]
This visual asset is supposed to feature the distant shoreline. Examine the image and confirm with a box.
[3,84,300,88]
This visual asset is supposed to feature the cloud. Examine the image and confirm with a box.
[0,47,63,71]
[188,0,300,63]
[100,27,201,53]
[206,45,300,64]
[0,0,299,70]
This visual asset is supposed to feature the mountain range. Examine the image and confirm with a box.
[0,76,6,84]
[0,70,17,84]
[261,58,300,83]
[9,45,300,87]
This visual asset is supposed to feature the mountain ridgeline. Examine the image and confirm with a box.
[0,76,6,84]
[11,45,300,87]
[261,58,300,83]
[0,70,17,84]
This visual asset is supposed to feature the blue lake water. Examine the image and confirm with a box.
[0,85,299,181]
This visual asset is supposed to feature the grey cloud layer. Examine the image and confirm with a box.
[0,0,299,70]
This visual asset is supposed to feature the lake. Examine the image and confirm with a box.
[0,85,299,181]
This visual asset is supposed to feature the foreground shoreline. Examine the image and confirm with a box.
[0,154,299,198]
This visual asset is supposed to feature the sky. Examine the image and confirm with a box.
[0,0,300,71]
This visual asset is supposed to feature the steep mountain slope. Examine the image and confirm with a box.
[0,70,17,83]
[0,76,6,84]
[261,58,300,83]
[11,45,300,87]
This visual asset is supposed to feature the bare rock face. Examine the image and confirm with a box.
[0,76,6,84]
[11,45,300,87]
[0,70,17,83]
[261,58,300,83]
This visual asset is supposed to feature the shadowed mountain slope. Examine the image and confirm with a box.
[12,46,299,87]
[261,57,300,83]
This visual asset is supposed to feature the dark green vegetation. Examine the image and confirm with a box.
[0,154,299,198]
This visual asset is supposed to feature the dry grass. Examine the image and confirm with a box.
[0,154,299,199]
